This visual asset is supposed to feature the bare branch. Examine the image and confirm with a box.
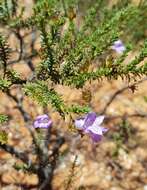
[106,112,147,120]
[6,90,31,122]
[100,77,147,114]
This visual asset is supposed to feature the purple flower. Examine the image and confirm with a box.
[75,112,108,142]
[33,114,52,129]
[112,40,126,54]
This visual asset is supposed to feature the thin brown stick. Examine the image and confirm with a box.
[106,112,147,120]
[100,77,147,114]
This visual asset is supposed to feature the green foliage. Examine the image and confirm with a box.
[0,78,11,91]
[0,0,147,116]
[66,105,90,114]
[0,114,8,145]
[24,81,64,113]
[5,69,25,84]
[125,0,147,42]
[0,114,8,124]
[0,34,11,76]
[24,81,90,116]
[66,40,147,88]
[112,119,132,156]
[0,131,8,144]
[0,0,18,18]
[13,162,31,173]
[144,96,147,102]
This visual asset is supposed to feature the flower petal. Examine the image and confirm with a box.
[33,120,40,128]
[83,112,97,128]
[113,40,123,47]
[112,40,126,54]
[101,127,108,134]
[33,114,52,128]
[75,118,85,130]
[35,114,49,122]
[93,115,105,126]
[89,132,102,142]
[34,121,52,128]
[116,46,126,54]
[86,124,103,135]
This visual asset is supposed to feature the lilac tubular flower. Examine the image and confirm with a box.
[112,40,126,54]
[33,114,52,129]
[75,112,108,142]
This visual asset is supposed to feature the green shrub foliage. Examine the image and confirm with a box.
[0,0,146,115]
